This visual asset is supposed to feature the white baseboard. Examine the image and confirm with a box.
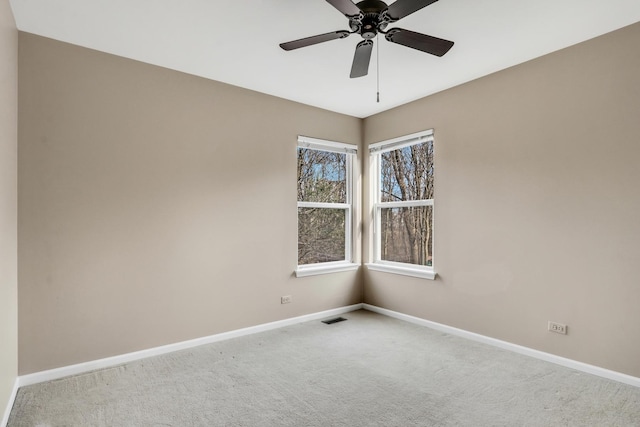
[363,304,640,388]
[1,378,19,427]
[16,302,639,392]
[18,303,364,387]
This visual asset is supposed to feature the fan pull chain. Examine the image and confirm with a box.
[376,35,380,103]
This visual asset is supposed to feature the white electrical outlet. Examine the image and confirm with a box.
[281,295,292,304]
[548,321,567,335]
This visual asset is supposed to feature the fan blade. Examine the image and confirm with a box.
[326,0,362,17]
[386,0,438,21]
[280,30,351,51]
[385,28,454,56]
[350,40,373,78]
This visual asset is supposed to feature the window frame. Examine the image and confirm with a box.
[295,136,359,277]
[367,129,436,280]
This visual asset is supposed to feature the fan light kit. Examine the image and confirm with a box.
[280,0,454,79]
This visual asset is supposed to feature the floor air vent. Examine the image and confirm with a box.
[322,317,347,325]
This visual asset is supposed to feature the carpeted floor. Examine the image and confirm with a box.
[8,310,640,426]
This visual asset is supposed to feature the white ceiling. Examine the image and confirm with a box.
[10,0,640,118]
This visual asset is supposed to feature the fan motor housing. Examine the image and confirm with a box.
[355,0,388,39]
[356,0,387,14]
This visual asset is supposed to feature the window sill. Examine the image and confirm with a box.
[295,262,359,278]
[365,262,436,280]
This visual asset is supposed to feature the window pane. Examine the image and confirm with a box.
[298,148,347,203]
[380,140,433,202]
[380,206,433,266]
[298,208,346,264]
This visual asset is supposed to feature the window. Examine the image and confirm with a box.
[368,130,436,280]
[296,136,358,277]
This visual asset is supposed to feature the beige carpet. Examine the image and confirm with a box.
[8,310,640,426]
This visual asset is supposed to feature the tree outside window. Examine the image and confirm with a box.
[370,130,435,274]
[296,137,356,270]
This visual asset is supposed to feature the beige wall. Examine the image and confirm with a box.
[18,34,363,374]
[0,0,18,421]
[363,22,640,377]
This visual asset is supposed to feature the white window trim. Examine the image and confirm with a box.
[296,136,359,277]
[365,261,436,280]
[296,261,359,278]
[369,129,436,280]
[369,129,433,153]
[298,135,358,154]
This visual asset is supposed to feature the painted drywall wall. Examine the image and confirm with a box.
[18,33,363,374]
[0,0,18,421]
[363,22,640,377]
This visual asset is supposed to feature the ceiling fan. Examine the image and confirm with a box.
[279,0,454,78]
